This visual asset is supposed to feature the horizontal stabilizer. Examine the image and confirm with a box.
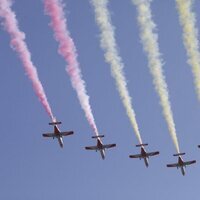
[92,135,104,139]
[173,153,185,156]
[136,143,148,147]
[49,121,62,125]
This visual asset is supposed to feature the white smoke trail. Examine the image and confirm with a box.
[91,0,143,144]
[44,0,99,136]
[176,0,200,101]
[132,0,180,153]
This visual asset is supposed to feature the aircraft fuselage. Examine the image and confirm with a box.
[140,147,149,167]
[54,125,64,148]
[177,156,186,176]
[97,139,106,160]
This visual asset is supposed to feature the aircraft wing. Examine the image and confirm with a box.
[146,151,159,157]
[129,154,142,159]
[103,144,116,149]
[43,133,56,138]
[59,131,74,136]
[85,146,98,150]
[166,163,179,168]
[184,160,196,166]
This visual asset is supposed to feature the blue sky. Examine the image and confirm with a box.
[0,0,200,199]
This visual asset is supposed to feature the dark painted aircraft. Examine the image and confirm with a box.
[129,144,159,167]
[85,135,116,160]
[43,121,74,148]
[166,153,196,176]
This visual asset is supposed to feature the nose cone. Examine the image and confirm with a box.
[59,139,64,148]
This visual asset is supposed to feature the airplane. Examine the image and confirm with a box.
[42,121,74,148]
[85,135,116,160]
[166,153,196,176]
[129,143,159,167]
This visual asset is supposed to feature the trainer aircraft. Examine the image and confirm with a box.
[43,121,74,148]
[129,144,159,167]
[85,135,116,160]
[166,153,196,176]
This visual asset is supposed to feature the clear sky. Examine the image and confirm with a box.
[0,0,200,199]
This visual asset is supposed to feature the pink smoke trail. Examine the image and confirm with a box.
[44,0,99,135]
[0,0,54,121]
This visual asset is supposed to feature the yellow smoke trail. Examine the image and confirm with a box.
[176,0,200,101]
[91,0,143,144]
[132,0,180,153]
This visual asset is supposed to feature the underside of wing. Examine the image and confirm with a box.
[146,151,160,157]
[166,163,179,168]
[85,146,98,150]
[184,160,196,166]
[103,144,116,149]
[129,154,142,159]
[60,131,74,136]
[42,133,56,138]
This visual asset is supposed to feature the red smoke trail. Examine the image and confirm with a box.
[44,0,99,135]
[0,0,54,121]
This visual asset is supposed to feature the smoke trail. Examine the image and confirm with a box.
[176,0,200,101]
[0,0,54,121]
[44,0,98,135]
[132,0,180,153]
[91,0,143,144]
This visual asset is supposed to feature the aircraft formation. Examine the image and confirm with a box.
[42,120,199,176]
[0,0,200,176]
